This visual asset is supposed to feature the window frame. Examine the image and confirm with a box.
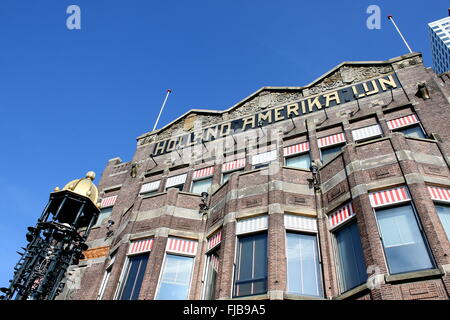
[284,151,311,170]
[232,232,268,298]
[190,176,213,194]
[201,247,220,300]
[434,202,450,241]
[94,207,113,228]
[155,252,196,300]
[331,216,368,294]
[221,168,244,184]
[284,229,324,298]
[114,252,150,300]
[372,201,436,276]
[166,183,184,192]
[392,122,426,139]
[320,143,345,164]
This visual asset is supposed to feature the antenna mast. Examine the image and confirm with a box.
[152,89,172,132]
[387,15,413,54]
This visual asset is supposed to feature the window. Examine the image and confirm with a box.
[97,253,115,300]
[234,233,267,297]
[435,204,450,240]
[222,169,243,184]
[320,145,343,164]
[203,251,220,300]
[94,207,113,227]
[254,163,270,169]
[167,184,184,191]
[375,204,434,274]
[334,220,367,292]
[396,124,426,139]
[117,253,149,300]
[191,177,212,194]
[286,233,323,297]
[285,153,311,170]
[156,254,194,300]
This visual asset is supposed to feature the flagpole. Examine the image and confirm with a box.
[387,15,413,54]
[152,89,172,131]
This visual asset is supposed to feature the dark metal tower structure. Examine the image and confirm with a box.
[0,172,100,300]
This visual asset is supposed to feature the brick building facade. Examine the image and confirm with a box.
[60,52,450,300]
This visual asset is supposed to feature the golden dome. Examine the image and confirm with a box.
[59,171,99,204]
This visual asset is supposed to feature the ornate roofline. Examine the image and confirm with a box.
[137,52,422,141]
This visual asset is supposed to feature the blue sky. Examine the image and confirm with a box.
[0,0,448,290]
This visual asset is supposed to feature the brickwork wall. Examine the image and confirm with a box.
[67,53,450,301]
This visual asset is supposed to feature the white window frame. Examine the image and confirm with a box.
[154,251,196,300]
[284,217,324,298]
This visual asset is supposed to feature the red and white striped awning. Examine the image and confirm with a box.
[283,142,310,157]
[139,181,161,194]
[100,195,117,208]
[236,215,268,235]
[427,185,450,203]
[222,158,246,172]
[128,238,154,255]
[352,124,382,142]
[166,174,187,188]
[193,166,215,179]
[387,114,419,130]
[318,133,346,148]
[166,237,198,256]
[207,230,222,251]
[328,202,356,229]
[369,186,410,207]
[251,150,277,165]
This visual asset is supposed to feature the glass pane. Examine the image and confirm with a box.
[204,263,217,299]
[204,252,219,300]
[234,233,267,297]
[95,207,112,226]
[253,234,267,279]
[254,163,270,169]
[321,145,342,163]
[376,205,434,274]
[222,170,242,184]
[335,221,367,292]
[120,254,149,300]
[237,238,253,281]
[156,254,194,300]
[286,233,323,297]
[398,125,425,139]
[285,154,311,170]
[191,178,212,194]
[167,184,184,191]
[436,205,450,240]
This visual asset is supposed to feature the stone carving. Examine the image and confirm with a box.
[392,55,423,71]
[306,65,393,96]
[227,90,303,119]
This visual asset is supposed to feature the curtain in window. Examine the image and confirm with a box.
[286,233,323,297]
[119,254,149,300]
[156,254,194,300]
[376,204,434,274]
[334,221,367,292]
